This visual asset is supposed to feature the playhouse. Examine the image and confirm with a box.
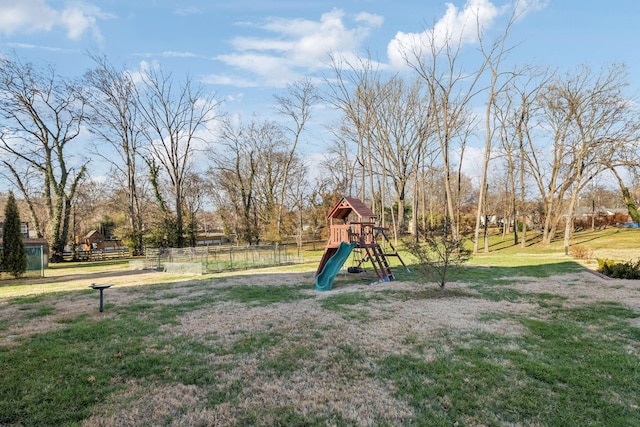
[315,196,408,291]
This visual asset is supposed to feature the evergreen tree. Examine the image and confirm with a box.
[2,191,27,278]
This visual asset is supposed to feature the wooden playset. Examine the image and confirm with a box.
[315,196,408,289]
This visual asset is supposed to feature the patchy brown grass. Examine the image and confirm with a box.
[84,382,224,426]
[2,263,640,425]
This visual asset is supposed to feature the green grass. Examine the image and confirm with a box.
[46,258,132,274]
[2,277,639,425]
[571,227,640,251]
[397,259,583,290]
[0,280,320,424]
[259,344,314,376]
[0,314,153,425]
[221,283,312,306]
[470,228,640,262]
[8,294,48,305]
[1,228,639,425]
[394,228,625,290]
[319,291,386,321]
[469,285,569,305]
[378,302,640,426]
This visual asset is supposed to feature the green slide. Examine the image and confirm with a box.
[315,242,356,291]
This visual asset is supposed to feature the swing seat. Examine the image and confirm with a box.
[347,266,364,273]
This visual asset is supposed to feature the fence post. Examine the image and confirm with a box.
[40,245,44,278]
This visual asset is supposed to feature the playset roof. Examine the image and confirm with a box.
[327,196,376,221]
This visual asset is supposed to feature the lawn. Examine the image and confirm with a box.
[0,229,639,426]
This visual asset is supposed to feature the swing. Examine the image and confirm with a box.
[347,247,366,274]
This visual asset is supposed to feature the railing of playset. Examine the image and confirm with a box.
[328,222,384,247]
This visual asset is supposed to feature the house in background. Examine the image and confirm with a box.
[80,230,127,252]
[83,229,105,250]
[0,221,30,239]
[66,229,128,260]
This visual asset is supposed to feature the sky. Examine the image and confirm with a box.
[1,0,640,184]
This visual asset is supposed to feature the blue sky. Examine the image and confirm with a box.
[1,0,639,180]
[2,1,639,101]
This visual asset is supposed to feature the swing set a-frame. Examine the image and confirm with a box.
[315,196,409,289]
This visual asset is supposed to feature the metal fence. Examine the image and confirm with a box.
[0,245,45,278]
[145,245,304,274]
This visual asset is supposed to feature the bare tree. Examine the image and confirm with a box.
[527,74,577,244]
[322,126,361,197]
[324,53,380,207]
[138,67,219,247]
[609,166,640,224]
[402,18,486,241]
[472,9,520,253]
[529,64,637,249]
[492,66,550,247]
[559,64,639,252]
[404,226,472,296]
[0,55,87,261]
[181,172,207,247]
[509,68,550,247]
[273,78,318,241]
[209,117,263,244]
[252,121,288,243]
[71,177,109,241]
[367,75,432,238]
[325,58,435,241]
[83,54,146,254]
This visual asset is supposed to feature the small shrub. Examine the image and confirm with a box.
[597,258,616,272]
[569,245,593,260]
[403,226,471,296]
[597,258,640,279]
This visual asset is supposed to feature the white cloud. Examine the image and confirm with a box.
[0,0,111,41]
[387,0,501,69]
[213,8,383,88]
[215,52,303,87]
[288,9,369,69]
[132,51,207,60]
[0,0,56,34]
[224,92,245,103]
[201,73,259,88]
[125,60,160,86]
[61,6,97,39]
[231,37,293,52]
[355,12,384,27]
[174,6,202,17]
[161,51,200,58]
[514,0,548,21]
[6,42,66,52]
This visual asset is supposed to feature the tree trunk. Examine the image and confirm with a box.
[610,167,640,223]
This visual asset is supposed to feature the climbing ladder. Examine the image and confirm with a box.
[365,244,394,281]
[359,230,410,281]
[376,229,409,274]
